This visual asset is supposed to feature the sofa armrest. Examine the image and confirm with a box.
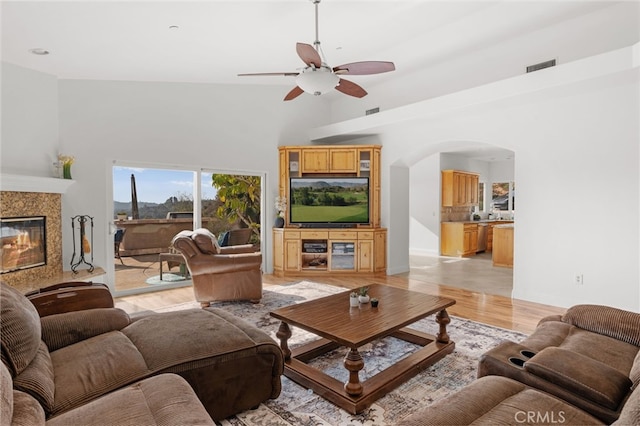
[41,308,131,351]
[525,347,632,410]
[219,244,256,254]
[562,304,640,347]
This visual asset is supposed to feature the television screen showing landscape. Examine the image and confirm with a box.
[290,178,369,224]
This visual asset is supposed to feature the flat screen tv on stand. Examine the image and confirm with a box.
[289,177,369,228]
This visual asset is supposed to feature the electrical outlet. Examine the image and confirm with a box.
[574,274,583,285]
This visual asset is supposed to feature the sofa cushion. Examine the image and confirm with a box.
[1,362,13,425]
[12,341,55,413]
[524,347,632,410]
[397,376,602,426]
[49,331,150,416]
[122,309,258,371]
[12,390,46,426]
[46,374,214,426]
[0,283,42,376]
[562,304,640,347]
[630,349,640,389]
[41,308,130,351]
[613,383,640,426]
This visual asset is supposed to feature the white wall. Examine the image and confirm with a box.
[1,63,330,287]
[409,154,440,255]
[1,62,59,176]
[326,67,639,311]
[56,79,328,284]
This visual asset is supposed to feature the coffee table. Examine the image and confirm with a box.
[269,284,456,413]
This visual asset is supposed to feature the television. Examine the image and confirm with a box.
[289,177,369,226]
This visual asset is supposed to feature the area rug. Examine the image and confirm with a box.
[156,281,527,425]
[145,273,191,285]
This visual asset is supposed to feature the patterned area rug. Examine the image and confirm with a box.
[157,281,527,425]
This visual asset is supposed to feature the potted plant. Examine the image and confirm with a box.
[116,212,127,221]
[350,292,359,307]
[358,287,370,304]
[370,298,379,308]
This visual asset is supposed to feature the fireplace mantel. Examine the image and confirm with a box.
[0,174,75,194]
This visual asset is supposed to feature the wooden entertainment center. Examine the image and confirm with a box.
[273,145,386,276]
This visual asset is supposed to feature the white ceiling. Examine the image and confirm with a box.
[1,1,625,86]
[2,1,637,162]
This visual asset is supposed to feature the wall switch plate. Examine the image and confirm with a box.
[574,274,584,285]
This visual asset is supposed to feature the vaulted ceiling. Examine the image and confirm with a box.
[2,1,631,89]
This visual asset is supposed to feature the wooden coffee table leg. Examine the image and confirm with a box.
[436,309,451,343]
[343,348,364,396]
[276,322,292,360]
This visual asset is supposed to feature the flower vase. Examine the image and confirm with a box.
[350,296,359,308]
[62,163,72,180]
[274,216,285,228]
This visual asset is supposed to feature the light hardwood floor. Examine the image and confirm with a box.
[115,273,565,335]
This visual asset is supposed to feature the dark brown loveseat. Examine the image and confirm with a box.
[477,304,640,423]
[398,304,640,425]
[0,282,283,421]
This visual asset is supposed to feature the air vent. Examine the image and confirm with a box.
[366,107,380,116]
[526,59,556,73]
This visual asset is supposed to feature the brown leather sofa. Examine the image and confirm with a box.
[172,228,263,307]
[0,282,283,421]
[398,304,640,425]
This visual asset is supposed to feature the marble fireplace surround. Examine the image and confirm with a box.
[0,174,74,292]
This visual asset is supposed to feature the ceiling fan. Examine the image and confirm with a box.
[238,0,395,101]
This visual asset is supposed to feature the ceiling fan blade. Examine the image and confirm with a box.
[284,86,305,101]
[335,78,367,98]
[296,43,322,68]
[238,72,299,77]
[333,61,395,75]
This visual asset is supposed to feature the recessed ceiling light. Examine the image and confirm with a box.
[169,25,179,30]
[29,48,50,55]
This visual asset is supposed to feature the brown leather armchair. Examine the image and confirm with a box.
[171,228,263,307]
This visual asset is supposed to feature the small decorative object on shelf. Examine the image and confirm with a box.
[274,196,287,228]
[350,292,359,307]
[58,154,74,180]
[116,212,127,221]
[358,286,370,304]
[370,298,379,308]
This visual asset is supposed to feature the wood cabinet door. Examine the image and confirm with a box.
[329,149,357,172]
[358,240,374,272]
[301,149,329,173]
[273,231,284,271]
[284,240,300,271]
[374,230,387,273]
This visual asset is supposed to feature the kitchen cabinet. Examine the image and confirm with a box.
[441,170,479,207]
[492,224,514,268]
[486,221,513,251]
[441,222,478,257]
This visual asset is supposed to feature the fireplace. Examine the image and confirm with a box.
[1,216,47,273]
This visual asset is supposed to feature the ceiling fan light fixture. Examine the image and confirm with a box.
[296,67,339,96]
